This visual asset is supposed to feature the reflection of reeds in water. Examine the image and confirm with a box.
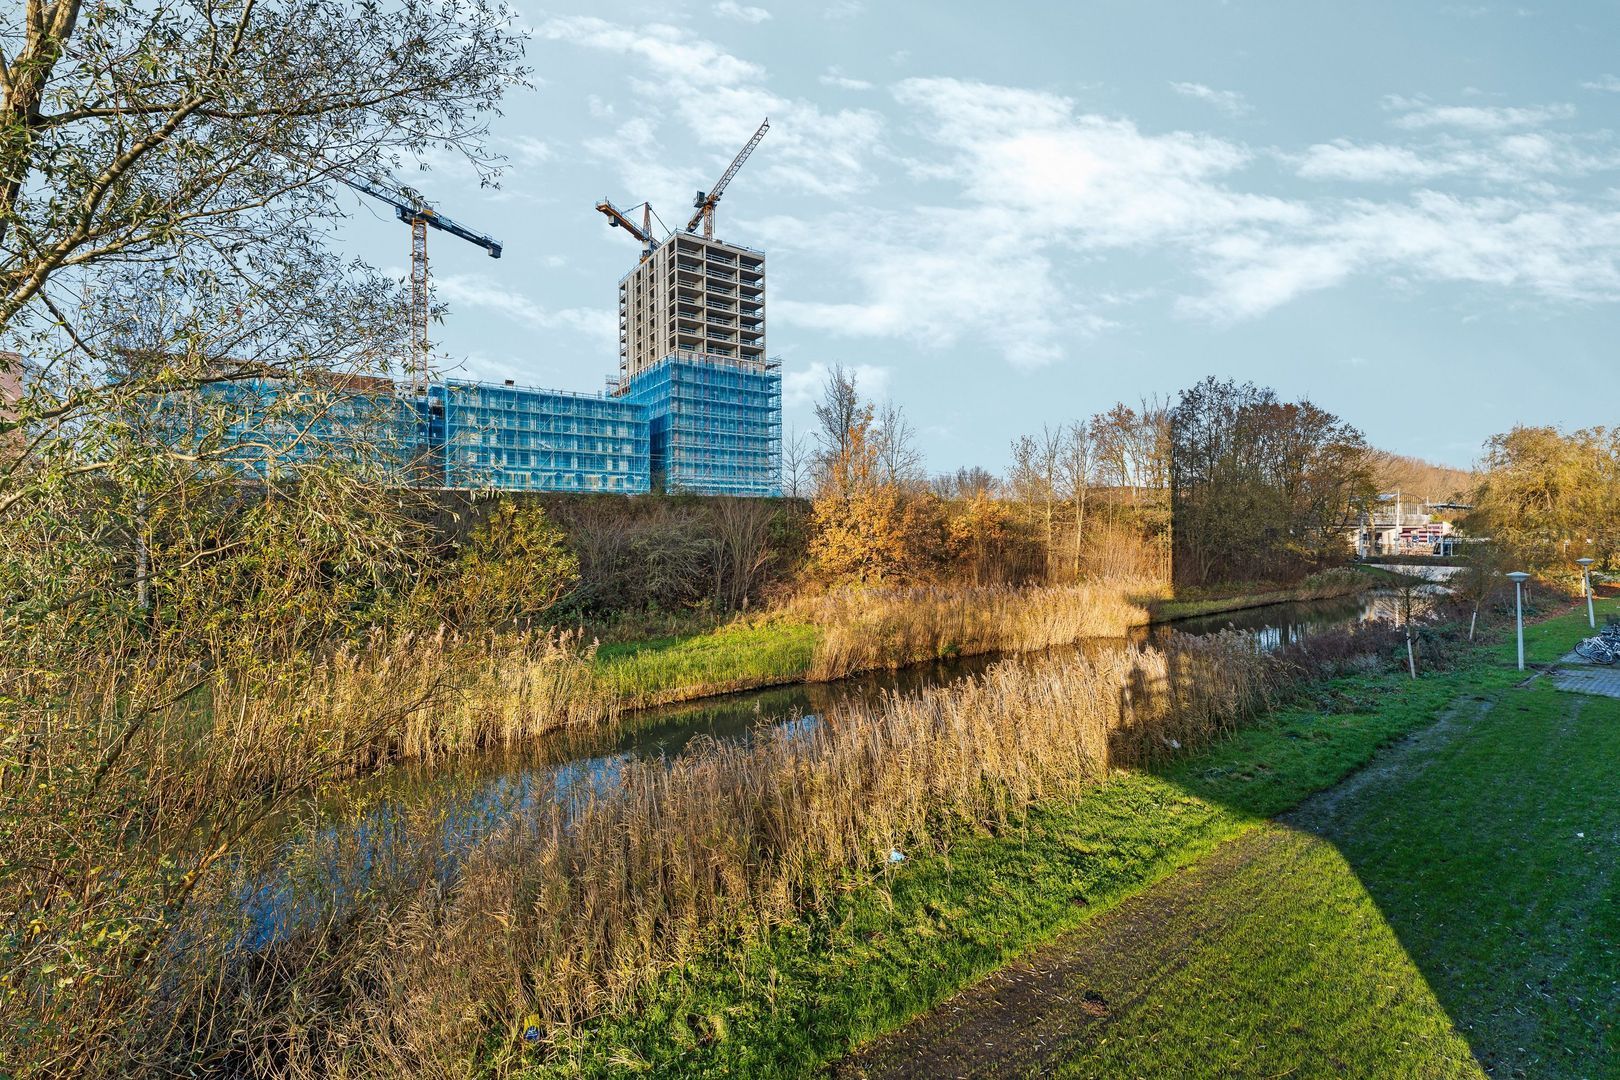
[798,581,1157,683]
[268,633,1272,1075]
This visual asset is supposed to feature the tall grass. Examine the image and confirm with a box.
[589,580,1158,710]
[232,632,1276,1076]
[799,581,1156,682]
[592,620,821,709]
[0,627,617,1078]
[202,628,620,773]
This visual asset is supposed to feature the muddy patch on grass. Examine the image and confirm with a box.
[835,826,1313,1079]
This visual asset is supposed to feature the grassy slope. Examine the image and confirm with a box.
[592,621,821,707]
[522,610,1600,1079]
[1051,664,1620,1080]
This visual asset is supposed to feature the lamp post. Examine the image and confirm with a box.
[1577,557,1596,629]
[1507,571,1531,671]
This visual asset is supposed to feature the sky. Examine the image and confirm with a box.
[336,0,1620,473]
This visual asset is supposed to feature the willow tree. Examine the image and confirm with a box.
[0,0,526,654]
[0,3,525,1072]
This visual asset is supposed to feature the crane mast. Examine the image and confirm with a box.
[343,177,503,393]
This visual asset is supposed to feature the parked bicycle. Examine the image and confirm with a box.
[1574,619,1620,665]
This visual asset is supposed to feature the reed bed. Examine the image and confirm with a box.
[259,632,1275,1076]
[221,627,621,774]
[799,581,1156,682]
[1,628,619,1079]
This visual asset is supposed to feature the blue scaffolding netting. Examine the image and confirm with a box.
[178,356,782,497]
[428,380,650,494]
[159,376,418,481]
[622,355,782,497]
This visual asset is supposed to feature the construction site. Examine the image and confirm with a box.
[200,121,783,497]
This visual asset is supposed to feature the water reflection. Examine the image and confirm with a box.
[244,589,1418,942]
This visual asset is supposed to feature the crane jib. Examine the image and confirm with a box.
[682,117,769,236]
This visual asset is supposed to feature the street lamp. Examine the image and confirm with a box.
[1577,557,1596,629]
[1507,571,1531,671]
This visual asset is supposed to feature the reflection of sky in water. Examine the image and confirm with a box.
[244,590,1419,945]
[242,705,832,946]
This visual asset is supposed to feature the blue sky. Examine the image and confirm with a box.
[338,0,1620,472]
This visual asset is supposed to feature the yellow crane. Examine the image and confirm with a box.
[685,118,769,239]
[593,198,658,261]
[594,118,770,254]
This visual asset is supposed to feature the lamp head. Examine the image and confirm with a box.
[1506,571,1531,583]
[1576,557,1595,567]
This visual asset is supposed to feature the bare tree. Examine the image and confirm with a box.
[710,497,778,611]
[781,426,813,499]
[931,466,998,499]
[1090,396,1170,503]
[1061,419,1092,578]
[1008,425,1063,579]
[873,399,925,489]
[812,363,875,497]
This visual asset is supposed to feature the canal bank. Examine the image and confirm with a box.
[516,607,1592,1080]
[244,584,1406,949]
[594,569,1379,712]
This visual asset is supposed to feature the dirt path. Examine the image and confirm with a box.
[837,698,1494,1080]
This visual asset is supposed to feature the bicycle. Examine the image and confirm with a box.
[1575,621,1620,665]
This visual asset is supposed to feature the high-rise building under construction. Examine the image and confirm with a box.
[617,233,767,384]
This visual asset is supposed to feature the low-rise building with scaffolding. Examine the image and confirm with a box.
[424,379,650,493]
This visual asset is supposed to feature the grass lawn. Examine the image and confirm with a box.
[523,609,1605,1078]
[1039,673,1620,1079]
[592,619,821,707]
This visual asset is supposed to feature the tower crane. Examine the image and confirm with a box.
[594,119,770,254]
[594,198,659,261]
[685,118,769,239]
[343,177,503,393]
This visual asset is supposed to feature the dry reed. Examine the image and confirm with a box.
[278,632,1273,1076]
[798,581,1156,682]
[213,627,621,775]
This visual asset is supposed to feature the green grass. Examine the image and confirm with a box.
[1048,656,1620,1079]
[519,610,1603,1078]
[592,620,821,706]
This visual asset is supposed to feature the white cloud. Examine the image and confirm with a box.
[820,66,873,91]
[536,17,764,88]
[1294,141,1440,181]
[1187,192,1620,321]
[864,78,1620,334]
[1292,133,1620,185]
[1384,96,1576,131]
[823,0,864,18]
[891,78,1301,246]
[1169,81,1252,117]
[504,135,554,166]
[782,360,891,408]
[539,16,884,204]
[436,274,616,350]
[713,1,771,24]
[1582,74,1620,93]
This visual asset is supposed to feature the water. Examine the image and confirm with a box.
[241,589,1410,942]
